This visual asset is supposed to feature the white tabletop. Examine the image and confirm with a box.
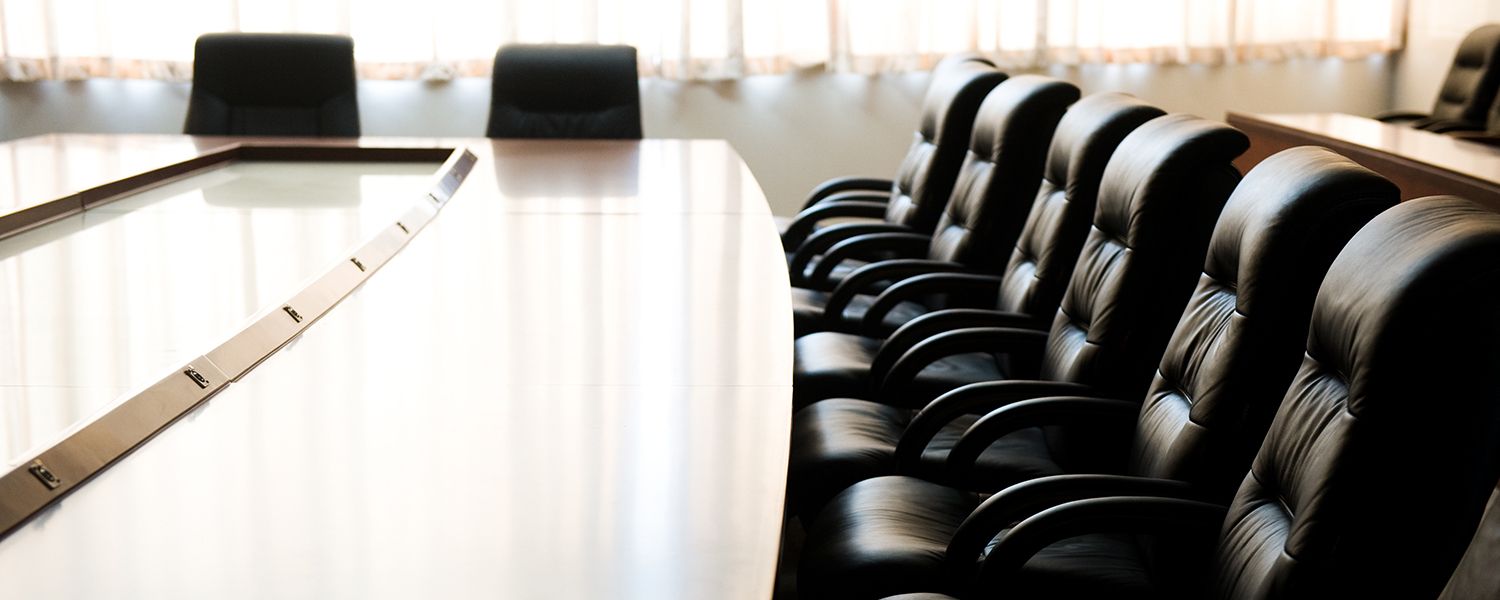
[0,137,793,599]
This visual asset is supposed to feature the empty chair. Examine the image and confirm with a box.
[795,147,1398,598]
[791,92,1164,406]
[788,75,1080,336]
[1377,24,1500,132]
[184,33,360,137]
[780,58,1007,261]
[963,195,1500,599]
[486,44,642,139]
[786,115,1247,519]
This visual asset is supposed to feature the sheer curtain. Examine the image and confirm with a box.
[0,0,1404,82]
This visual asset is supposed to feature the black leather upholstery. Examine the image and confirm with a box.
[1378,24,1500,132]
[486,44,642,139]
[184,33,360,137]
[792,93,1166,406]
[790,75,1080,334]
[786,115,1247,522]
[780,57,1006,258]
[1441,486,1500,600]
[1210,195,1500,599]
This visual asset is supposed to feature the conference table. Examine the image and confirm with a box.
[0,134,793,598]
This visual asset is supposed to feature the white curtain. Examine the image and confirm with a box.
[0,0,1405,82]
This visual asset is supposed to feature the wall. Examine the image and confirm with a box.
[1,58,1394,217]
[1393,0,1500,112]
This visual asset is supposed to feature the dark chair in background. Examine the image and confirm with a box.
[184,33,360,137]
[1377,24,1500,133]
[779,56,1006,254]
[788,75,1080,335]
[486,44,642,140]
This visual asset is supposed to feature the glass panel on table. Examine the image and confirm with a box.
[0,161,440,467]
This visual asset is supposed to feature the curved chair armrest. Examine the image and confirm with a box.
[893,380,1098,472]
[1373,110,1428,124]
[1421,118,1486,134]
[788,222,916,284]
[871,309,1042,381]
[875,327,1049,407]
[972,496,1227,590]
[780,200,889,249]
[818,258,967,321]
[946,397,1139,481]
[802,176,894,210]
[805,234,935,290]
[942,474,1207,576]
[860,273,1008,336]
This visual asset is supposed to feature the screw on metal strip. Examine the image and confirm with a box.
[350,257,365,272]
[184,367,210,389]
[283,306,303,323]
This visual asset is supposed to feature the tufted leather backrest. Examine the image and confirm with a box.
[1212,196,1500,599]
[1129,147,1397,502]
[884,56,1008,233]
[184,34,360,137]
[993,93,1164,319]
[1037,115,1247,403]
[924,75,1079,271]
[486,44,643,139]
[1430,24,1500,124]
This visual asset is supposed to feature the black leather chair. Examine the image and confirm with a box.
[1441,486,1500,599]
[794,147,1398,599]
[791,93,1164,406]
[788,75,1080,336]
[486,44,643,139]
[1377,24,1500,133]
[786,115,1247,519]
[184,33,360,137]
[780,57,1007,273]
[963,195,1500,599]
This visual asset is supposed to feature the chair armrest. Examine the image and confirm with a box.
[817,259,969,322]
[943,473,1207,576]
[870,309,1043,381]
[802,176,893,210]
[780,200,889,249]
[946,396,1139,481]
[788,222,916,284]
[892,380,1098,473]
[804,234,934,290]
[860,273,1008,336]
[1421,118,1486,134]
[875,327,1049,407]
[973,495,1226,590]
[1373,110,1428,124]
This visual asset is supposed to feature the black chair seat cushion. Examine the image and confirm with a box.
[788,398,1062,517]
[801,476,983,599]
[802,476,1154,599]
[791,290,928,338]
[793,332,1002,407]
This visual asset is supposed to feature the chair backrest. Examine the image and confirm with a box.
[924,75,1079,272]
[1212,196,1500,599]
[1440,484,1500,600]
[1037,115,1247,402]
[486,44,643,139]
[184,33,360,137]
[1129,147,1397,501]
[883,56,1008,233]
[992,93,1164,322]
[1430,24,1500,124]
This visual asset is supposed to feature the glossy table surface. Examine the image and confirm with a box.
[0,135,793,599]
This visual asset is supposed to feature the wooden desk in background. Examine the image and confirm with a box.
[1226,112,1500,209]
